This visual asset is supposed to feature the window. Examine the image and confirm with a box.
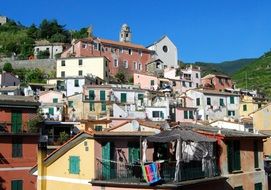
[227,140,241,173]
[114,59,118,67]
[182,81,186,87]
[101,102,106,111]
[255,183,262,190]
[139,50,142,56]
[184,111,193,119]
[230,96,235,104]
[243,104,247,111]
[254,140,259,168]
[207,97,211,105]
[53,98,58,103]
[189,82,192,87]
[11,180,23,190]
[196,83,199,88]
[258,104,262,108]
[128,49,132,55]
[162,45,168,53]
[74,79,79,87]
[69,156,80,174]
[196,98,200,106]
[150,80,155,86]
[100,90,106,101]
[12,138,22,158]
[95,126,103,131]
[196,73,199,78]
[220,98,224,106]
[138,63,142,70]
[123,60,128,68]
[228,111,235,116]
[133,62,137,70]
[78,70,83,76]
[93,42,98,50]
[120,93,127,103]
[234,186,243,190]
[152,111,163,118]
[78,59,83,66]
[82,44,86,48]
[68,101,73,107]
[138,94,144,102]
[61,71,65,77]
[89,90,95,111]
[61,60,65,66]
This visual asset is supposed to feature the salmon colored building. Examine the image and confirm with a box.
[0,95,40,190]
[201,74,234,91]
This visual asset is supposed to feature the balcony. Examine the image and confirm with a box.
[94,159,219,184]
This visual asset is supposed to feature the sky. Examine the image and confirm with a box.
[1,0,271,63]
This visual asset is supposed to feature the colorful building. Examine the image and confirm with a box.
[201,74,234,91]
[0,95,40,190]
[239,94,267,118]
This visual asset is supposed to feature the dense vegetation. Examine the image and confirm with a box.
[232,51,271,97]
[184,58,255,77]
[0,18,89,59]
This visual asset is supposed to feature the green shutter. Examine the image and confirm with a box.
[227,141,233,173]
[11,180,23,190]
[255,183,262,190]
[233,141,241,171]
[49,108,54,115]
[207,98,211,105]
[234,186,243,190]
[220,98,224,106]
[74,79,79,87]
[69,156,80,174]
[89,90,95,100]
[243,105,247,111]
[150,80,154,86]
[189,111,194,119]
[101,102,106,111]
[68,101,73,107]
[90,102,95,111]
[102,142,114,180]
[11,112,22,133]
[100,90,106,101]
[230,96,235,104]
[53,98,58,103]
[128,142,140,163]
[95,126,103,131]
[120,93,127,103]
[196,98,200,106]
[184,111,188,119]
[254,141,259,168]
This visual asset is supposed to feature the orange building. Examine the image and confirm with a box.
[201,74,234,91]
[0,95,40,190]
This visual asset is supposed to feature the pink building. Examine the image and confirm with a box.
[61,37,153,78]
[201,74,233,91]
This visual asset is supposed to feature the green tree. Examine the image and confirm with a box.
[115,71,126,83]
[71,28,89,39]
[3,62,13,72]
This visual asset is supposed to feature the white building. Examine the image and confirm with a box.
[56,57,109,82]
[0,16,7,26]
[186,89,240,122]
[47,76,103,97]
[34,40,65,59]
[209,120,253,132]
[147,35,178,68]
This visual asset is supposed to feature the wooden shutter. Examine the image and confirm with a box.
[234,186,243,190]
[49,108,54,115]
[184,111,188,119]
[254,140,259,168]
[69,156,80,174]
[227,141,233,173]
[102,142,111,179]
[12,112,22,133]
[101,102,106,111]
[128,142,140,163]
[255,183,262,190]
[138,94,144,102]
[230,96,234,104]
[189,111,193,119]
[11,180,23,190]
[89,90,95,100]
[233,141,241,171]
[53,98,58,103]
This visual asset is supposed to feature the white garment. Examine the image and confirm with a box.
[182,141,197,162]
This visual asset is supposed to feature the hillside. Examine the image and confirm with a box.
[184,58,255,77]
[232,51,271,97]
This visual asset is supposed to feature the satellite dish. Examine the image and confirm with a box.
[131,120,140,131]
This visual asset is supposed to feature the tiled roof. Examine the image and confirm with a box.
[0,95,39,104]
[192,89,240,96]
[202,74,231,79]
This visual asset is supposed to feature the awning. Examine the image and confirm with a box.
[146,128,216,143]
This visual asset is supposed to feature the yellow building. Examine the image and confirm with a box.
[56,57,109,82]
[239,95,267,118]
[250,103,271,156]
[33,132,95,190]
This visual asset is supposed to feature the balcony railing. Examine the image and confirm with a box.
[95,159,219,184]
